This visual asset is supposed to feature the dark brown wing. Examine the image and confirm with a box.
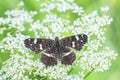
[41,46,57,66]
[61,47,76,65]
[60,34,88,51]
[24,38,54,53]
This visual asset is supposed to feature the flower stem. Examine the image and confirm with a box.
[84,68,95,79]
[68,67,73,75]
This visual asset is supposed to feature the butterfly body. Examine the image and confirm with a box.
[54,37,62,60]
[24,34,88,66]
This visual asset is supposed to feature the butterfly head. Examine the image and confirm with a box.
[55,37,60,47]
[55,37,59,41]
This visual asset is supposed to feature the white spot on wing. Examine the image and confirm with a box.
[30,44,32,46]
[62,51,72,57]
[34,38,37,44]
[72,41,75,47]
[75,36,79,41]
[39,44,42,50]
[43,52,54,58]
[81,40,83,42]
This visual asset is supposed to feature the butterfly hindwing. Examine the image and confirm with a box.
[41,46,57,66]
[61,34,88,51]
[24,38,54,53]
[61,47,76,65]
[41,53,57,66]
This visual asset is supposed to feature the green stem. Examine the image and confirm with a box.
[84,68,95,79]
[68,67,73,75]
[40,77,46,80]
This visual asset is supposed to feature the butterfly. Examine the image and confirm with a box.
[24,34,88,66]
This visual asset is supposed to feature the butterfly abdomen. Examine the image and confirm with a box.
[55,40,62,60]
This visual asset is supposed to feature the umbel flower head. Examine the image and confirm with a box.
[0,0,117,80]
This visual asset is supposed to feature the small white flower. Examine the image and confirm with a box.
[101,6,109,12]
[19,1,24,6]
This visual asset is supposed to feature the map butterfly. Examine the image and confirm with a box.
[24,34,88,66]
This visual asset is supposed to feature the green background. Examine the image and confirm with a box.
[0,0,120,80]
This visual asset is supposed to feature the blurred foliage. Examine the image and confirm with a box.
[0,0,120,80]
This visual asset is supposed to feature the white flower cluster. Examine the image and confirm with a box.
[30,14,71,39]
[0,54,35,80]
[0,0,117,80]
[40,0,84,15]
[1,33,28,54]
[0,10,37,32]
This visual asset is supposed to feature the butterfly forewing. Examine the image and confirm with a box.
[24,38,54,53]
[61,34,88,51]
